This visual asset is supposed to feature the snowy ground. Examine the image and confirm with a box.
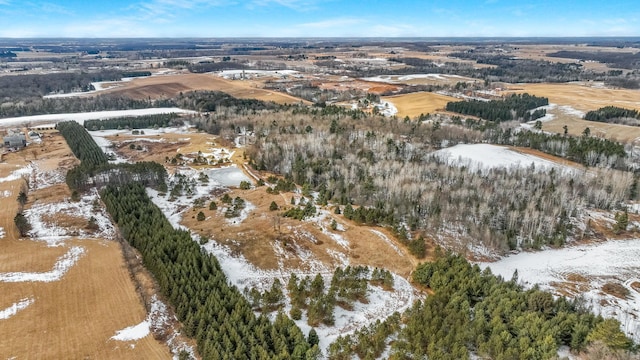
[0,298,35,320]
[0,246,85,283]
[110,294,195,359]
[362,74,465,83]
[434,143,574,173]
[479,239,640,342]
[24,188,116,247]
[0,108,196,127]
[218,69,299,79]
[376,100,398,117]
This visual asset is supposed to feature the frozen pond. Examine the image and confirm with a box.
[479,239,640,342]
[207,166,251,187]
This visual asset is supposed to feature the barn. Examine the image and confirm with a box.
[3,133,27,149]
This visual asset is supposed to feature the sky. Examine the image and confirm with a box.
[0,0,639,38]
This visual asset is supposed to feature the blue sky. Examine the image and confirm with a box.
[0,0,638,38]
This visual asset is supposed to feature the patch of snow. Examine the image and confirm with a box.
[207,166,252,187]
[0,298,35,320]
[0,108,197,127]
[0,190,11,197]
[0,246,85,282]
[111,321,150,341]
[376,100,398,117]
[434,144,569,172]
[557,105,586,118]
[0,227,4,239]
[224,201,255,226]
[218,69,298,79]
[0,164,33,183]
[479,239,640,342]
[24,189,115,246]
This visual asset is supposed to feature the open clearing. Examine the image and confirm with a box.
[0,132,171,359]
[504,83,640,113]
[382,91,459,118]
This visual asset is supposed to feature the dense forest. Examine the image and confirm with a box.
[445,94,548,122]
[186,105,637,252]
[329,253,634,359]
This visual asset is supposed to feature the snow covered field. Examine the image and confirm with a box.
[362,73,465,83]
[218,69,299,79]
[0,108,196,127]
[434,143,570,172]
[480,239,640,342]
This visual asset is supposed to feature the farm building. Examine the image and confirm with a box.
[3,133,27,149]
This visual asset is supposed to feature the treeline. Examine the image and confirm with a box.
[548,50,640,70]
[57,121,108,168]
[492,129,627,168]
[0,95,168,118]
[84,113,182,131]
[188,61,246,73]
[584,106,640,126]
[445,93,548,122]
[0,70,123,102]
[0,89,275,119]
[330,254,634,359]
[101,184,316,359]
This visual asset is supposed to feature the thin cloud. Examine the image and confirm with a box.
[40,2,74,16]
[249,0,323,11]
[299,17,364,29]
[132,0,229,21]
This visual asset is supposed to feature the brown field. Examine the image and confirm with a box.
[511,44,634,72]
[382,91,459,118]
[100,72,309,105]
[0,132,171,359]
[181,187,424,278]
[501,82,640,142]
[0,239,170,359]
[504,83,640,113]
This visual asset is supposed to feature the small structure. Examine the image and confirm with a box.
[3,133,27,149]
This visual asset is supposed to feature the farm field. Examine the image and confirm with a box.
[99,73,309,105]
[0,133,173,359]
[382,91,459,118]
[504,82,640,113]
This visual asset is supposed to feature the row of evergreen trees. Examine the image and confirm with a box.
[101,184,316,359]
[445,93,548,122]
[84,113,182,131]
[57,119,316,359]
